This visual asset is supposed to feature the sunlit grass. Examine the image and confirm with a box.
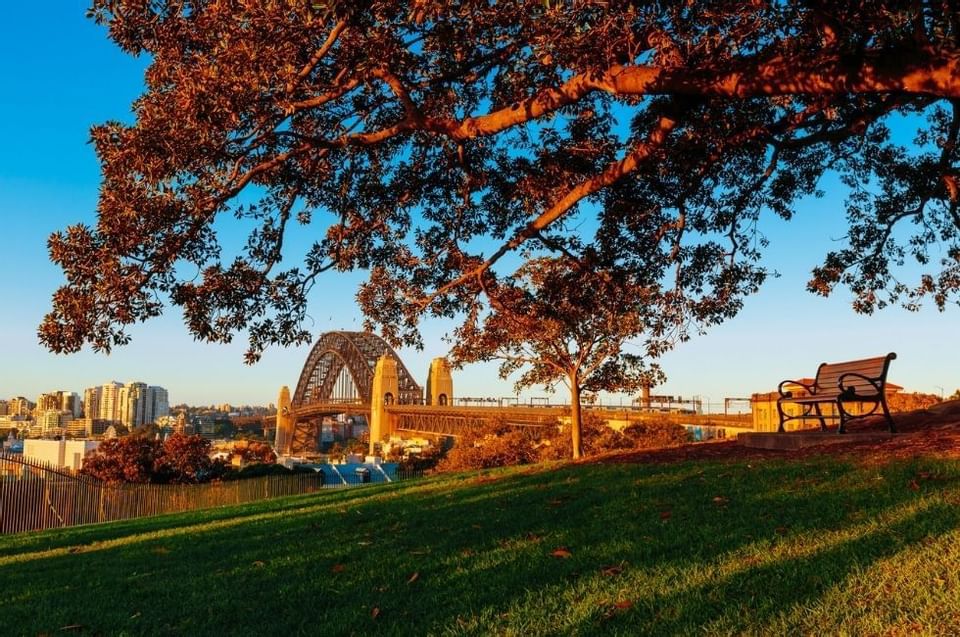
[5,456,960,635]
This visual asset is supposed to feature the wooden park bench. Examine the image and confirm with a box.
[776,353,897,434]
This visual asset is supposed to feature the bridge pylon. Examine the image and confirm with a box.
[369,354,400,454]
[275,386,293,455]
[426,357,453,406]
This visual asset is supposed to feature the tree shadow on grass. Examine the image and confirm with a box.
[6,457,960,635]
[584,499,960,635]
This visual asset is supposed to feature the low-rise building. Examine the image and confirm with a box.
[22,439,100,471]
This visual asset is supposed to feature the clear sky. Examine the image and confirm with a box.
[0,5,956,408]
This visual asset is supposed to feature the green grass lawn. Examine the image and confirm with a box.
[5,454,960,636]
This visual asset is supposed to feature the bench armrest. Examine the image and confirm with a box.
[778,379,814,398]
[837,372,883,398]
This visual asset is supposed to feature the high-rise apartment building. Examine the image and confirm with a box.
[60,392,81,418]
[118,382,147,428]
[115,383,170,428]
[98,382,123,422]
[83,386,100,419]
[36,393,60,413]
[149,386,170,423]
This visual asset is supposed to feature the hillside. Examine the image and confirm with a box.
[5,442,960,635]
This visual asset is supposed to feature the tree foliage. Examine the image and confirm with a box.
[81,433,225,484]
[42,2,960,359]
[449,257,673,458]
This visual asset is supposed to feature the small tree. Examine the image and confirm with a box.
[157,433,224,484]
[451,258,673,460]
[233,440,277,466]
[82,432,223,484]
[81,436,163,484]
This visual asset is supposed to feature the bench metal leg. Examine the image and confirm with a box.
[776,401,787,433]
[813,403,828,432]
[880,397,896,433]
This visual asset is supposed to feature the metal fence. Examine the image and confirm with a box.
[0,453,418,535]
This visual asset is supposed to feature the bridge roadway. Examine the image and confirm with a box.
[280,402,752,438]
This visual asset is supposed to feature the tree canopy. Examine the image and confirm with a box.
[449,257,672,457]
[42,2,960,360]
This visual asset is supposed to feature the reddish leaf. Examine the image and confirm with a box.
[600,564,624,577]
[252,560,265,568]
[550,547,573,559]
[331,564,345,573]
[614,600,634,610]
[371,607,381,620]
[406,572,420,585]
[909,479,920,491]
[659,510,672,520]
[712,496,729,505]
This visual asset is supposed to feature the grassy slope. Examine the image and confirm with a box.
[5,455,960,636]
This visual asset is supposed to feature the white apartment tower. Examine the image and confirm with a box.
[98,382,123,422]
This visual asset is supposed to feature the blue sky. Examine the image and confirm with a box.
[0,5,956,408]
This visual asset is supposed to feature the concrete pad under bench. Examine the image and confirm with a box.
[738,431,895,450]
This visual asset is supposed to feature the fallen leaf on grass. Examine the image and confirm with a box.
[550,548,573,559]
[547,499,565,507]
[600,564,624,577]
[525,532,544,543]
[909,479,920,491]
[151,547,169,555]
[614,600,633,610]
[406,572,420,585]
[252,561,265,568]
[659,510,672,520]
[59,625,83,632]
[129,612,141,619]
[775,526,789,536]
[371,607,381,620]
[331,564,346,573]
[712,496,729,505]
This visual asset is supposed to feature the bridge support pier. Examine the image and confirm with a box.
[426,357,453,406]
[369,355,400,455]
[275,386,293,455]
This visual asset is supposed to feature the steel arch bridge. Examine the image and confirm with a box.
[280,331,422,453]
[292,331,421,407]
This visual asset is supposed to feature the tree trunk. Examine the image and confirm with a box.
[569,377,584,460]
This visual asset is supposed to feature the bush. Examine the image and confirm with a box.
[223,463,304,481]
[233,440,277,465]
[432,413,692,472]
[82,433,227,484]
[621,417,692,448]
[435,420,539,472]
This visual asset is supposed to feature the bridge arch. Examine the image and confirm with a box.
[291,331,422,406]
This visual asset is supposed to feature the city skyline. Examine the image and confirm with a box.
[2,4,958,406]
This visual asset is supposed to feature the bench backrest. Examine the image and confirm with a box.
[814,353,897,397]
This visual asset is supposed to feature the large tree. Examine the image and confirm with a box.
[450,257,683,459]
[42,2,960,360]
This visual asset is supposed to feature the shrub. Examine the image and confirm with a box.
[82,432,227,484]
[435,420,538,472]
[621,417,691,448]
